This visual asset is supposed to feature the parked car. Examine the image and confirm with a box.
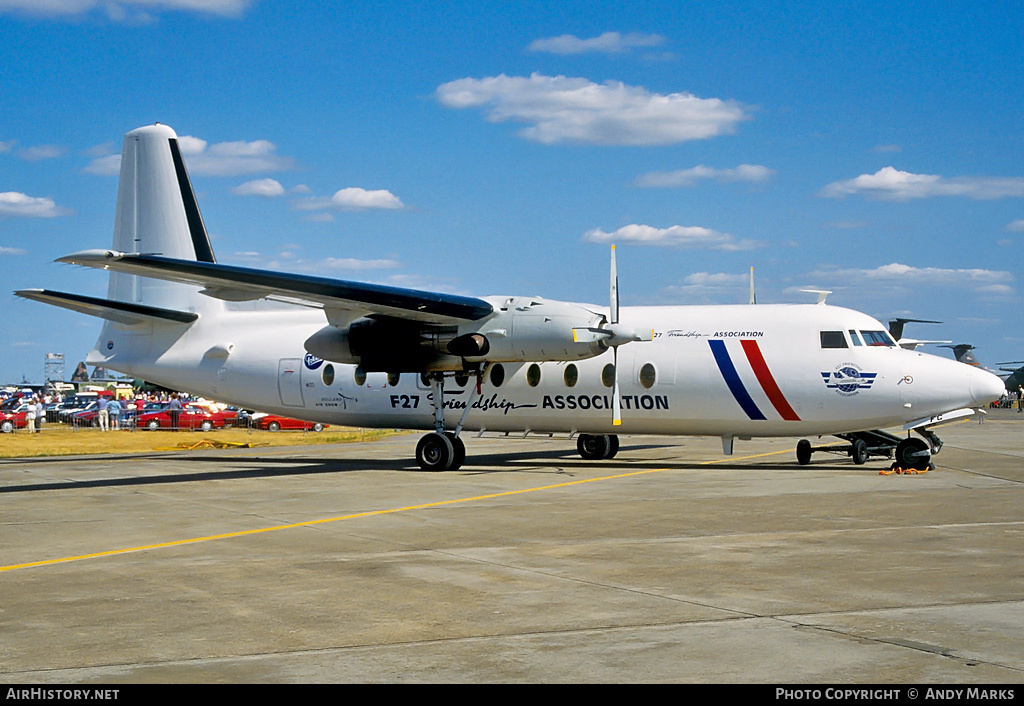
[253,414,326,432]
[136,404,236,431]
[0,404,31,433]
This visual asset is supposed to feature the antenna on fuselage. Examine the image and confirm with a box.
[749,267,756,305]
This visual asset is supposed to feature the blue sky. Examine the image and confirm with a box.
[2,1,1022,383]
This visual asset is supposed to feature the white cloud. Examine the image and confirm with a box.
[0,192,68,217]
[179,137,295,176]
[810,263,1013,294]
[231,178,285,197]
[16,145,65,160]
[636,164,774,187]
[84,134,294,177]
[1005,219,1024,232]
[0,140,11,153]
[82,153,121,175]
[0,0,253,18]
[295,187,405,212]
[0,245,27,255]
[583,224,758,250]
[527,31,665,55]
[437,73,749,146]
[821,167,1024,201]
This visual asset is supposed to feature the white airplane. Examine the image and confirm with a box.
[16,124,1006,471]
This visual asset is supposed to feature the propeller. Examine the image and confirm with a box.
[604,245,653,425]
[571,245,653,425]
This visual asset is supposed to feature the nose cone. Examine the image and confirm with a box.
[969,366,1006,407]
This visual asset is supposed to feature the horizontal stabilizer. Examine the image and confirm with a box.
[57,251,494,324]
[14,289,198,326]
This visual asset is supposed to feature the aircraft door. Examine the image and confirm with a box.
[278,358,305,407]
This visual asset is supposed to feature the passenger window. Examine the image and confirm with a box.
[526,363,541,387]
[489,364,505,387]
[820,331,848,349]
[387,372,400,386]
[601,363,615,388]
[639,363,657,389]
[354,367,367,386]
[563,364,578,388]
[848,330,863,346]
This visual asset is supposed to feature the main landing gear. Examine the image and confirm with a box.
[414,369,482,472]
[576,433,620,460]
[795,428,941,471]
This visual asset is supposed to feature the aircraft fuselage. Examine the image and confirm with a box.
[86,301,996,439]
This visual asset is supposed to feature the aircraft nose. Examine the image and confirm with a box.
[969,367,1005,407]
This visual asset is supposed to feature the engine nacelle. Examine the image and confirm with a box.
[464,296,607,363]
[303,297,609,372]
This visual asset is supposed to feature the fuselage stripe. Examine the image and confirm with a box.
[740,339,802,421]
[709,339,766,420]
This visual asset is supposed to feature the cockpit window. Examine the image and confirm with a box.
[861,330,896,347]
[848,330,863,346]
[820,331,848,348]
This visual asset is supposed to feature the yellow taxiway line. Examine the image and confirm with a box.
[2,447,794,573]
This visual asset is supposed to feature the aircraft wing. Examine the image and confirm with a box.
[56,250,494,325]
[14,288,198,326]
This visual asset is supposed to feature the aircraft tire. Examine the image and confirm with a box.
[796,439,812,465]
[851,439,868,465]
[606,434,620,459]
[444,432,466,471]
[577,433,612,460]
[895,437,930,470]
[417,432,455,472]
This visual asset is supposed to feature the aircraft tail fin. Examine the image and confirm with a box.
[108,123,218,311]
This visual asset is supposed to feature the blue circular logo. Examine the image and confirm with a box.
[106,340,114,351]
[304,353,323,370]
[835,366,861,394]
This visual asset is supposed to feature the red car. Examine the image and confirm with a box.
[0,404,32,433]
[137,404,236,431]
[254,414,326,432]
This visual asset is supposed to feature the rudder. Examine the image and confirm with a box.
[108,123,217,310]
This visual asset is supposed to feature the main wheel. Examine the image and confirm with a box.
[416,432,454,471]
[577,433,612,460]
[895,437,930,470]
[851,439,868,465]
[796,439,812,465]
[607,434,620,458]
[444,432,466,471]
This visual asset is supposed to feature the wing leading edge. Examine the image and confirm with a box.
[56,250,494,325]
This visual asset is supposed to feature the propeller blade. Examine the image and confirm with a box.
[610,244,619,325]
[612,347,621,426]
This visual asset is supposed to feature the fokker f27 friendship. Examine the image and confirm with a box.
[17,124,1005,471]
